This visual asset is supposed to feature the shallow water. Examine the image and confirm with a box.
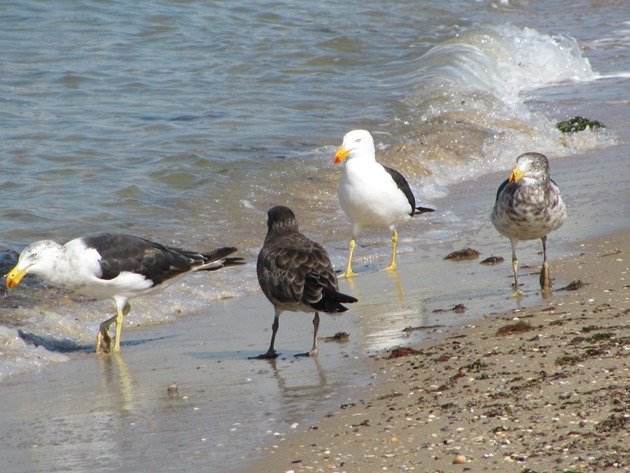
[0,0,629,470]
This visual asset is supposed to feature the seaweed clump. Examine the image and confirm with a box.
[556,116,604,133]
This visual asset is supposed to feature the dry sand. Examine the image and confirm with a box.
[239,230,629,473]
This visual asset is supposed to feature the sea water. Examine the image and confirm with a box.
[0,0,628,392]
[1,1,629,471]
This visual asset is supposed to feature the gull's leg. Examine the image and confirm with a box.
[540,236,552,291]
[510,238,522,297]
[95,314,117,354]
[112,302,131,352]
[297,312,320,358]
[254,308,281,359]
[310,312,320,356]
[339,238,357,279]
[385,229,398,272]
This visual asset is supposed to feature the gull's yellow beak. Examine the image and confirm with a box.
[508,166,524,183]
[333,146,350,164]
[6,266,27,288]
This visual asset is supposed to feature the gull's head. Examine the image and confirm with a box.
[266,205,299,234]
[509,152,550,183]
[5,240,62,288]
[333,129,375,165]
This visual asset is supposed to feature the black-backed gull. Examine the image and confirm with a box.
[6,233,244,353]
[333,129,434,278]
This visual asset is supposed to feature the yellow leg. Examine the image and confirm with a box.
[95,314,117,354]
[95,303,130,354]
[339,238,357,278]
[385,229,398,272]
[112,303,131,352]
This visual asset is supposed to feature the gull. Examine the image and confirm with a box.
[491,152,567,293]
[333,129,434,277]
[256,206,357,358]
[6,233,243,353]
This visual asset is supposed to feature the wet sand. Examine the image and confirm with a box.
[239,230,629,473]
[1,126,628,472]
[0,219,627,473]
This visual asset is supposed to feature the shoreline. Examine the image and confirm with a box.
[237,229,629,473]
[1,143,627,472]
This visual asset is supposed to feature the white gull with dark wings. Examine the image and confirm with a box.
[6,233,243,353]
[333,129,434,278]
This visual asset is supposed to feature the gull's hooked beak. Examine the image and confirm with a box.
[333,146,350,164]
[508,166,524,183]
[5,266,27,288]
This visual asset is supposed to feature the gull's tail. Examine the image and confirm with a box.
[413,206,435,215]
[311,288,358,313]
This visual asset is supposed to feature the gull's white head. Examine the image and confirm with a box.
[5,240,63,288]
[333,129,376,165]
[508,152,550,184]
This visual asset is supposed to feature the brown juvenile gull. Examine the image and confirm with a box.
[491,152,567,293]
[255,206,358,358]
[333,129,435,278]
[5,233,244,353]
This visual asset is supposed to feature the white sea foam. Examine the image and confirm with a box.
[400,24,615,203]
[0,267,255,380]
[0,326,69,381]
[0,23,622,383]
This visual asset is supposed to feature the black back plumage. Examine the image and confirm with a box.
[495,179,509,202]
[384,166,416,215]
[257,206,357,312]
[83,233,241,286]
[383,166,436,216]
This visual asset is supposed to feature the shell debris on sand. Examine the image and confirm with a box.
[453,454,467,464]
[167,383,179,398]
[322,332,350,343]
[444,248,480,261]
[480,255,504,265]
[239,231,629,473]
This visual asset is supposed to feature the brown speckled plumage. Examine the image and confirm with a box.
[255,206,357,358]
[491,153,567,292]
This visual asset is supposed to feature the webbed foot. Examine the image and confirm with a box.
[95,328,111,354]
[338,269,357,279]
[540,262,552,291]
[250,350,279,360]
[295,349,318,358]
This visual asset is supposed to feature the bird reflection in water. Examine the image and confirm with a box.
[347,270,432,352]
[97,352,135,413]
[263,356,330,423]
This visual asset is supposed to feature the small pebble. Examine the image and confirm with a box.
[453,454,467,464]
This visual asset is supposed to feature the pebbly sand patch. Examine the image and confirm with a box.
[239,230,628,473]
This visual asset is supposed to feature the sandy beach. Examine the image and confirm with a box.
[2,3,630,472]
[239,230,629,473]
[1,143,628,473]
